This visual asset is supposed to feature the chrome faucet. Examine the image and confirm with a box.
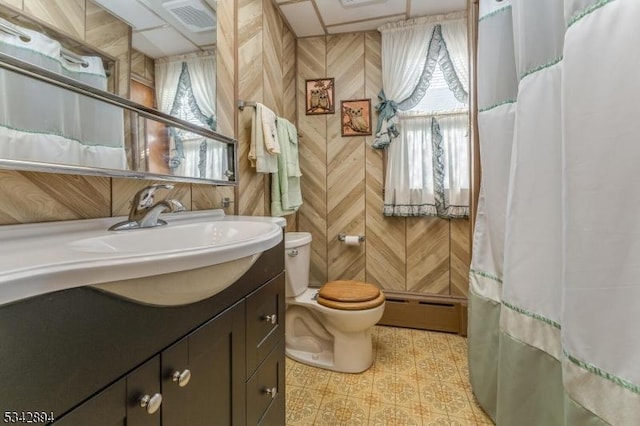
[109,184,186,231]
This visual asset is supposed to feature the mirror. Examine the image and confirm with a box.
[0,0,235,184]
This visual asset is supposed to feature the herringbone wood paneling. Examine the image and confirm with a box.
[450,218,471,297]
[238,0,265,216]
[24,0,84,38]
[263,0,283,115]
[192,185,235,215]
[407,217,450,294]
[327,33,366,282]
[363,31,406,290]
[297,37,328,286]
[283,25,296,123]
[0,171,109,224]
[216,0,235,137]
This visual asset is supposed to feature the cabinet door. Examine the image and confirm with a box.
[246,274,285,375]
[125,356,162,426]
[54,357,161,426]
[161,300,246,426]
[53,379,126,426]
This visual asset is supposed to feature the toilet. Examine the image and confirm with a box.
[284,232,385,373]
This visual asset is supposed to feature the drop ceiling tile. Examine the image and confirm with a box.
[132,27,199,58]
[326,14,405,33]
[92,0,165,30]
[315,0,407,26]
[409,0,467,17]
[280,1,325,37]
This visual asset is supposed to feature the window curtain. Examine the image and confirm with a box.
[155,51,225,179]
[375,12,469,218]
[469,0,640,424]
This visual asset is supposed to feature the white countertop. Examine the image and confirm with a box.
[0,210,285,306]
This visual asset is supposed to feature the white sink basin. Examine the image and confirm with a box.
[0,210,284,306]
[67,221,278,255]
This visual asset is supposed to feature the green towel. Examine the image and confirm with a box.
[271,118,302,216]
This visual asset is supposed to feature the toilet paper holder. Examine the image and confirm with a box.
[338,233,365,242]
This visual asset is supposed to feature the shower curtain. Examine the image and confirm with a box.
[0,17,126,169]
[469,0,640,424]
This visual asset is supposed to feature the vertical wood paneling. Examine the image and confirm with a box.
[262,0,283,114]
[407,217,450,294]
[450,218,471,297]
[85,1,130,98]
[282,26,296,123]
[216,0,235,137]
[364,31,406,290]
[23,0,84,38]
[327,33,365,281]
[237,0,265,216]
[297,37,328,286]
[0,171,110,224]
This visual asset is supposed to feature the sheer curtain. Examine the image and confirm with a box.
[375,12,469,218]
[155,51,225,179]
[470,0,640,424]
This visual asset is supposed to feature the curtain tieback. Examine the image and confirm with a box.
[372,90,399,149]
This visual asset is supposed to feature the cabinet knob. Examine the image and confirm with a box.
[262,314,277,325]
[263,387,277,399]
[140,393,162,414]
[172,368,192,387]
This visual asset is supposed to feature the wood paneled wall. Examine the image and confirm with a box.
[297,33,471,297]
[0,0,235,225]
[237,0,297,230]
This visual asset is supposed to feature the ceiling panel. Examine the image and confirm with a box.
[279,1,326,38]
[315,0,407,26]
[275,0,468,38]
[132,27,199,58]
[92,0,165,30]
[409,0,467,17]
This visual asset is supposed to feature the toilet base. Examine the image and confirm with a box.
[285,327,375,373]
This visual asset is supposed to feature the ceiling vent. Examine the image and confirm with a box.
[162,0,216,33]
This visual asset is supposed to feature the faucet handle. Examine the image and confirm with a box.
[133,184,174,210]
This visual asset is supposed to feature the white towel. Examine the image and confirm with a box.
[248,103,279,173]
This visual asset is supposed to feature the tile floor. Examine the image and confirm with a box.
[285,325,494,425]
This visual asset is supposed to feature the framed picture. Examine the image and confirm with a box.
[305,78,335,115]
[341,99,372,136]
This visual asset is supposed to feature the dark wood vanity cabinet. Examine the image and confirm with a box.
[1,241,284,426]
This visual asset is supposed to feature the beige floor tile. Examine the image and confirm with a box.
[284,327,495,426]
[368,403,400,426]
[286,385,323,425]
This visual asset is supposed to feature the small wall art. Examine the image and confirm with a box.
[341,99,372,136]
[305,78,335,115]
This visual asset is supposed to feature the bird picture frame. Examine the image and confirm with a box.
[305,78,335,115]
[341,99,372,137]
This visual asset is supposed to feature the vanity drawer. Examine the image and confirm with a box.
[245,273,285,374]
[246,340,285,426]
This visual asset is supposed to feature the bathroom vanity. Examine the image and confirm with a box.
[0,213,285,425]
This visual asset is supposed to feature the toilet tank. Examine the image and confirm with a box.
[284,232,312,297]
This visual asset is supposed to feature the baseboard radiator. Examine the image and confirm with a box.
[377,291,468,336]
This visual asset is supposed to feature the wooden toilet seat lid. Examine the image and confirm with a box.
[317,280,385,310]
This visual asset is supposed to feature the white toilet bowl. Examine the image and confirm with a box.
[284,232,385,373]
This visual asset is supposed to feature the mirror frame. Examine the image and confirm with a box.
[0,50,237,186]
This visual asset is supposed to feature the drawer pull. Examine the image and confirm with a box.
[263,387,277,399]
[172,369,192,387]
[262,314,277,324]
[288,249,298,257]
[140,393,162,414]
